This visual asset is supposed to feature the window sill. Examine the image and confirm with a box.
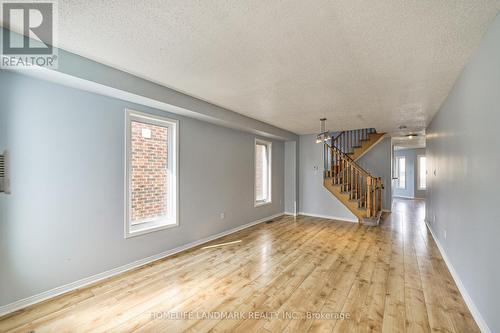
[125,219,178,238]
[254,201,272,208]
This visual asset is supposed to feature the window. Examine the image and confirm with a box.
[418,155,427,190]
[255,139,272,206]
[125,110,178,238]
[396,156,406,189]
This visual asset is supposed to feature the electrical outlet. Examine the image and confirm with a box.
[220,212,225,220]
[444,229,447,240]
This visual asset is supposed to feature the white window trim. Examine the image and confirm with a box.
[254,138,272,207]
[396,156,406,189]
[124,109,179,238]
[417,155,427,190]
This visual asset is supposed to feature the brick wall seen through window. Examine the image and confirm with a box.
[131,121,168,222]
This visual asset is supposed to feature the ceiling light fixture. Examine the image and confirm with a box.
[315,118,329,143]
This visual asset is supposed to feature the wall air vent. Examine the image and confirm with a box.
[0,151,10,194]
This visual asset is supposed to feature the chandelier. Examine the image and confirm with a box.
[315,118,329,143]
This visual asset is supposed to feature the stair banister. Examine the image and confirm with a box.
[324,140,383,222]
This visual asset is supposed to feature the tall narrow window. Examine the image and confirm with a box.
[125,110,178,238]
[255,139,272,206]
[396,156,406,189]
[418,155,427,190]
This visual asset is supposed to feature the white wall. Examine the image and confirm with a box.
[426,13,500,333]
[0,71,285,308]
[393,148,426,199]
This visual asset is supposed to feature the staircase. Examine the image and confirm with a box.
[331,128,386,161]
[323,128,385,225]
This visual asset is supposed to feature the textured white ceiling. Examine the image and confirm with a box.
[11,1,500,134]
[393,133,427,149]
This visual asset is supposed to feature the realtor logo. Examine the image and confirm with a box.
[1,0,58,68]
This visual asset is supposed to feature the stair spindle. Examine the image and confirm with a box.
[329,141,333,178]
[325,138,383,224]
[334,149,337,184]
[343,132,346,153]
[352,166,355,198]
[344,160,347,192]
[340,132,343,150]
[351,167,355,199]
[350,168,353,199]
[366,177,372,218]
[377,177,382,212]
[341,159,345,191]
[336,151,339,183]
[348,131,351,153]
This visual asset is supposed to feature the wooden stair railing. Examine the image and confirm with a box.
[323,140,383,221]
[331,128,384,161]
[332,128,375,153]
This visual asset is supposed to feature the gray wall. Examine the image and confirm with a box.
[426,13,500,333]
[298,134,357,221]
[357,137,393,211]
[393,148,426,199]
[284,141,298,214]
[298,134,392,219]
[0,71,285,307]
[1,28,296,142]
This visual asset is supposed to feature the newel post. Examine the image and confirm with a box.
[366,176,372,218]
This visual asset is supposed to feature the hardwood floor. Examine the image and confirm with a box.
[0,199,479,332]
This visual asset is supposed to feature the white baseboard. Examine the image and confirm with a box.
[0,212,285,317]
[298,211,358,223]
[425,221,491,333]
[284,211,298,217]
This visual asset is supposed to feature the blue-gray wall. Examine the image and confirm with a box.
[357,137,392,211]
[0,28,296,142]
[284,141,298,214]
[298,134,392,220]
[0,71,285,308]
[298,134,357,221]
[426,13,500,333]
[393,148,426,199]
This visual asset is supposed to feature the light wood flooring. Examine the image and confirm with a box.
[0,198,479,332]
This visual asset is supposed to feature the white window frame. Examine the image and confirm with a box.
[395,156,406,189]
[254,138,272,207]
[417,155,427,190]
[125,110,179,238]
